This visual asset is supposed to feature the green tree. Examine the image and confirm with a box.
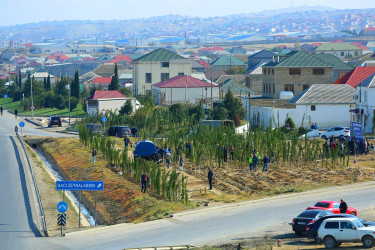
[54,77,69,96]
[43,77,47,90]
[119,100,133,115]
[210,106,227,120]
[224,66,245,75]
[54,94,66,110]
[188,105,204,124]
[66,96,79,111]
[223,89,246,120]
[46,74,51,91]
[18,69,22,89]
[119,87,131,97]
[109,64,119,90]
[170,103,185,123]
[23,72,31,97]
[71,70,80,99]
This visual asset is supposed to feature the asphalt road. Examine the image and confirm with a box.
[0,112,74,249]
[1,111,375,250]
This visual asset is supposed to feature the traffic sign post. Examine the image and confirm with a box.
[57,201,68,213]
[56,181,104,227]
[57,213,67,236]
[101,117,107,123]
[4,94,7,98]
[19,122,25,137]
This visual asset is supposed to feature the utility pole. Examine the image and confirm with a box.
[66,84,71,125]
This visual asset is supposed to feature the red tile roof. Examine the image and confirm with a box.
[114,55,131,60]
[365,27,375,31]
[153,75,218,88]
[46,55,57,60]
[352,42,371,51]
[199,46,225,51]
[88,90,125,100]
[110,58,132,64]
[330,39,345,43]
[312,43,322,47]
[82,57,96,61]
[334,66,375,87]
[90,77,112,84]
[59,55,70,60]
[199,60,209,68]
[51,52,65,57]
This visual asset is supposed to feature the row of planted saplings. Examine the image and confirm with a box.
[156,123,351,170]
[78,124,188,203]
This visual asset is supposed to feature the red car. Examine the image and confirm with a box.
[306,200,357,215]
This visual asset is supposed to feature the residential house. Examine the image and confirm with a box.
[210,56,246,71]
[0,49,15,61]
[314,42,362,59]
[262,51,335,98]
[189,59,206,73]
[132,48,192,96]
[334,66,375,88]
[353,74,375,133]
[247,62,268,96]
[248,84,355,129]
[151,75,219,105]
[86,90,140,115]
[220,79,254,97]
[247,50,276,71]
[92,63,129,78]
[205,70,227,82]
[312,54,353,81]
[31,72,56,84]
[87,77,112,90]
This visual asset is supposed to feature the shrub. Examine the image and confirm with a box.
[66,96,79,111]
[54,94,66,110]
[298,127,308,136]
[13,90,23,102]
[285,117,296,129]
[233,114,241,127]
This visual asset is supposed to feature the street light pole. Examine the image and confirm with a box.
[31,78,34,119]
[66,84,71,126]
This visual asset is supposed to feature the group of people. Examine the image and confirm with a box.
[310,123,319,130]
[248,150,270,173]
[324,136,375,156]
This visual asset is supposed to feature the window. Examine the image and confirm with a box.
[178,72,184,76]
[311,105,316,111]
[272,69,275,75]
[354,52,358,57]
[273,84,275,94]
[303,85,309,91]
[145,73,152,83]
[341,52,344,57]
[313,68,325,75]
[268,69,270,75]
[161,73,169,81]
[340,222,353,229]
[284,84,294,93]
[161,62,169,67]
[263,68,267,75]
[263,84,266,93]
[314,202,329,208]
[325,222,339,229]
[333,203,340,208]
[289,68,301,75]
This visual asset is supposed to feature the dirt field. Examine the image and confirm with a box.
[23,136,375,241]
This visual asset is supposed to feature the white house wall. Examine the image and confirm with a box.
[247,104,352,129]
[133,62,192,96]
[357,87,375,133]
[152,86,219,105]
[87,98,139,116]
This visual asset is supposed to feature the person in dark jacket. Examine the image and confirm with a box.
[92,149,97,164]
[262,154,269,172]
[14,109,18,118]
[124,136,130,149]
[208,168,214,190]
[222,145,228,162]
[339,199,348,213]
[252,153,258,171]
[141,173,149,193]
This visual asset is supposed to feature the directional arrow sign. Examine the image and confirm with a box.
[19,122,25,128]
[57,213,66,226]
[57,201,68,213]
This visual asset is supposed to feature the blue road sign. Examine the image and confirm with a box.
[19,122,25,127]
[56,181,104,191]
[350,121,363,141]
[101,117,107,123]
[4,94,7,98]
[57,201,68,213]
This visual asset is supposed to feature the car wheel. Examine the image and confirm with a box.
[324,236,336,249]
[295,231,302,236]
[350,212,356,216]
[58,124,62,127]
[363,236,375,248]
[335,243,342,247]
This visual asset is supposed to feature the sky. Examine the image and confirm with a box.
[0,0,374,26]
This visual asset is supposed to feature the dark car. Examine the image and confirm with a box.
[108,126,131,137]
[48,115,62,127]
[292,210,334,236]
[133,140,161,162]
[86,124,103,135]
[306,214,375,241]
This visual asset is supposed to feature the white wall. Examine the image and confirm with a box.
[247,104,352,129]
[356,87,375,133]
[87,98,140,115]
[152,86,219,105]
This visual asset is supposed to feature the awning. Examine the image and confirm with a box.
[349,108,364,114]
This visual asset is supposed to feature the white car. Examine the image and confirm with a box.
[320,127,350,140]
[300,129,320,139]
[317,217,375,248]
